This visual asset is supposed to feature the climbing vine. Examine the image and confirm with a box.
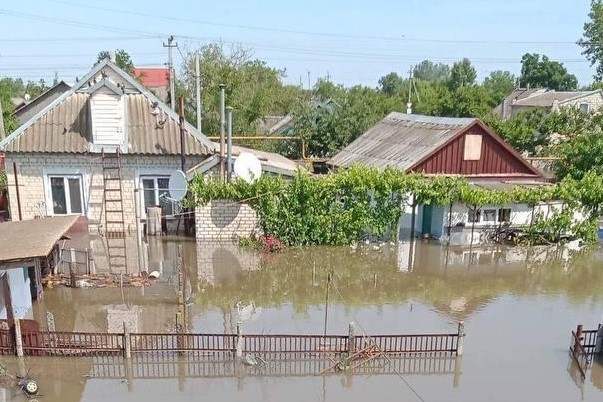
[190,166,603,246]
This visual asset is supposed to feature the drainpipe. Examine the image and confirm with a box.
[226,106,233,182]
[12,162,22,220]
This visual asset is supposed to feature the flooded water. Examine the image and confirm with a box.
[4,239,603,402]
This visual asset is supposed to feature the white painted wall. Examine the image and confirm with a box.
[0,269,33,320]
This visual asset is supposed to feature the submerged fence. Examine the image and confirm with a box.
[569,324,602,379]
[0,320,465,359]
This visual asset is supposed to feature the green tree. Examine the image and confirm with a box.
[579,0,603,80]
[449,58,477,89]
[378,72,404,95]
[413,60,450,82]
[97,49,135,73]
[483,70,516,104]
[180,43,305,136]
[519,53,578,90]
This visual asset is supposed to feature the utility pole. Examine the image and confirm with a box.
[195,54,202,132]
[307,71,311,90]
[178,95,186,172]
[163,35,177,110]
[219,84,226,182]
[407,65,414,115]
[226,106,233,182]
[0,101,5,139]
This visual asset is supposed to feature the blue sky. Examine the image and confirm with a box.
[0,0,594,88]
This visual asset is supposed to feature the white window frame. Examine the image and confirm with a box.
[466,206,514,226]
[43,167,89,217]
[579,103,590,114]
[46,175,85,216]
[136,169,181,219]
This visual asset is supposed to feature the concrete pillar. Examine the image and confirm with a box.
[123,322,131,359]
[14,319,23,357]
[457,321,465,356]
[348,322,356,354]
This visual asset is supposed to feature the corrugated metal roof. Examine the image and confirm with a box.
[514,90,601,107]
[330,112,476,170]
[2,92,211,155]
[0,216,78,263]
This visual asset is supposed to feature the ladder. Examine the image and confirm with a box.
[102,148,128,273]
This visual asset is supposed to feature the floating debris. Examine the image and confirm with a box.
[43,273,155,289]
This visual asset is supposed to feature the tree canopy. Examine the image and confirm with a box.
[96,49,134,73]
[413,60,450,82]
[519,53,578,90]
[579,0,603,80]
[449,58,477,89]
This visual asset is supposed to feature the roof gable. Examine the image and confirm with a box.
[410,120,542,178]
[0,59,215,155]
[329,113,476,171]
[330,113,542,180]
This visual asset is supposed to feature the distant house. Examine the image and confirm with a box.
[12,81,71,125]
[330,113,553,245]
[0,59,299,237]
[494,88,603,120]
[132,67,170,104]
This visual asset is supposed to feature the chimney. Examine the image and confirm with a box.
[552,99,559,111]
[109,51,116,63]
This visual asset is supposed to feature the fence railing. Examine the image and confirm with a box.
[58,248,93,275]
[568,324,601,379]
[0,324,465,359]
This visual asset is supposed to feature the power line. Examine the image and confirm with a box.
[40,0,593,47]
[0,8,164,38]
[0,36,156,43]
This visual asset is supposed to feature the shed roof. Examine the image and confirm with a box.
[329,113,476,170]
[0,216,78,264]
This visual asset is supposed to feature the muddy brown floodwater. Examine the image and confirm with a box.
[2,238,603,402]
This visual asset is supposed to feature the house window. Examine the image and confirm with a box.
[498,208,512,223]
[482,209,496,223]
[579,103,590,114]
[468,208,481,223]
[49,175,83,215]
[141,176,175,217]
[463,134,483,160]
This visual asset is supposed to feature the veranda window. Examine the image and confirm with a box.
[49,176,83,215]
[141,176,175,217]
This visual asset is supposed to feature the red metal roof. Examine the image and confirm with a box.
[132,67,170,88]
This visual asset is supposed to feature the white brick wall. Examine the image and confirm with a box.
[5,152,204,234]
[195,200,261,241]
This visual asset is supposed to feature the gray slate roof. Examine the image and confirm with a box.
[513,90,601,107]
[330,113,476,170]
[0,59,215,155]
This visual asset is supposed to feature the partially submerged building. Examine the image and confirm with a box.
[0,216,77,320]
[330,113,550,244]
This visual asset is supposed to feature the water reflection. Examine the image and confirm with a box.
[23,238,603,402]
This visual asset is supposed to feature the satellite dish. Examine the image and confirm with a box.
[168,170,188,201]
[234,152,262,183]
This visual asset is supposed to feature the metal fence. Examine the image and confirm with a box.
[0,327,463,358]
[569,325,601,379]
[58,248,92,275]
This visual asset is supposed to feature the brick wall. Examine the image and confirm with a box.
[4,152,204,233]
[195,200,261,241]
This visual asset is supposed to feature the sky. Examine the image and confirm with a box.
[0,0,595,89]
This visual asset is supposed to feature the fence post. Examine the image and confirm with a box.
[123,322,131,359]
[69,262,77,288]
[576,324,584,352]
[348,322,356,354]
[596,324,603,354]
[235,323,243,359]
[457,321,465,356]
[14,319,23,357]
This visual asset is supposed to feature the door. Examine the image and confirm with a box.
[421,204,433,236]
